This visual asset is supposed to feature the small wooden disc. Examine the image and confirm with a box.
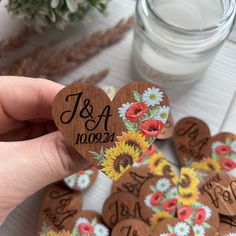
[157,113,174,140]
[153,218,194,235]
[37,182,83,234]
[199,172,236,216]
[173,117,211,166]
[111,219,152,236]
[139,176,177,224]
[102,192,147,228]
[64,167,98,191]
[111,166,154,197]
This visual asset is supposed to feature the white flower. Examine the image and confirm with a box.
[160,234,169,236]
[142,87,164,106]
[225,233,236,236]
[132,162,143,168]
[156,178,171,192]
[174,222,190,236]
[77,174,90,190]
[118,103,132,120]
[155,106,170,123]
[144,194,152,208]
[94,223,109,236]
[231,141,236,153]
[75,217,89,227]
[64,174,76,188]
[167,187,178,198]
[201,205,212,220]
[66,0,78,12]
[211,141,223,151]
[193,225,205,236]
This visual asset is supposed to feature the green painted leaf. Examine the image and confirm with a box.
[226,138,232,146]
[167,224,174,233]
[149,107,160,118]
[123,120,138,131]
[86,170,94,176]
[150,185,157,192]
[202,222,211,229]
[133,91,142,102]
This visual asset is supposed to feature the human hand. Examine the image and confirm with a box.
[0,77,88,225]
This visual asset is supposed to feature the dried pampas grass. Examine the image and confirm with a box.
[0,16,133,80]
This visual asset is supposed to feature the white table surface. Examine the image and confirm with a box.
[0,0,236,235]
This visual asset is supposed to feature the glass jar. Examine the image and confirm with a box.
[133,0,236,86]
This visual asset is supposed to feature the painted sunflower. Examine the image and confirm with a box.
[192,158,221,172]
[178,191,199,206]
[117,131,149,153]
[152,159,178,185]
[102,141,140,180]
[178,168,199,195]
[149,151,166,172]
[150,211,172,230]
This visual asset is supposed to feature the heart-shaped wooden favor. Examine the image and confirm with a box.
[173,117,211,166]
[53,81,169,180]
[37,182,82,234]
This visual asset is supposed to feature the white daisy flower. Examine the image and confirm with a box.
[211,141,224,151]
[231,141,236,153]
[167,187,178,198]
[155,106,170,123]
[94,223,109,236]
[144,194,152,208]
[118,102,133,120]
[142,87,164,106]
[201,205,212,220]
[75,217,89,227]
[193,225,205,236]
[77,174,90,190]
[160,234,169,236]
[174,222,190,236]
[64,174,76,188]
[156,178,171,192]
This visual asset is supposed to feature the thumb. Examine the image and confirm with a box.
[0,131,88,211]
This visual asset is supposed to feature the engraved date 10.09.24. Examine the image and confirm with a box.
[59,92,115,145]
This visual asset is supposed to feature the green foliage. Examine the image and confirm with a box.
[123,120,138,131]
[3,0,109,30]
[133,91,142,102]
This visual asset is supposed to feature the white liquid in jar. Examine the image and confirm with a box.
[134,0,225,84]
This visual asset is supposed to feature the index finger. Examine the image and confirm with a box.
[0,76,63,134]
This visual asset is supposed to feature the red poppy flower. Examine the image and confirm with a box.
[177,206,192,221]
[163,198,177,212]
[167,234,177,236]
[78,170,85,175]
[150,192,163,206]
[194,208,206,224]
[139,119,164,138]
[78,223,94,234]
[216,145,232,155]
[125,102,148,122]
[145,143,157,156]
[220,158,236,171]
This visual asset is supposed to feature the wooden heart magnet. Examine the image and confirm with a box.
[37,182,82,235]
[173,117,211,166]
[199,172,236,216]
[111,219,152,236]
[64,166,98,192]
[102,192,148,228]
[52,81,169,180]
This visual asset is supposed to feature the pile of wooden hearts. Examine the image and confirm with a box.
[173,116,236,235]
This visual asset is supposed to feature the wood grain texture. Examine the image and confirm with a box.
[1,0,236,235]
